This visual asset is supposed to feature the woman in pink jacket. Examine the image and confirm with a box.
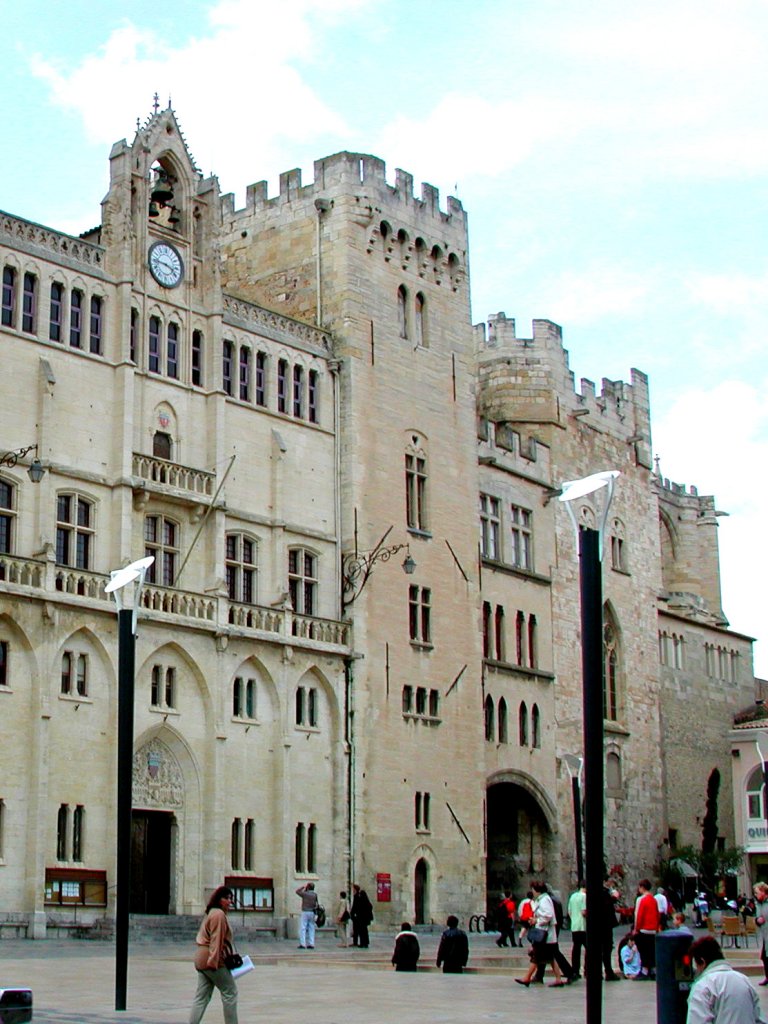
[189,886,239,1024]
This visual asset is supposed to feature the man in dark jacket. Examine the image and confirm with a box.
[350,884,373,948]
[392,922,420,971]
[436,915,469,974]
[601,879,621,981]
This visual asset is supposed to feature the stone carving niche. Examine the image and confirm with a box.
[133,738,184,809]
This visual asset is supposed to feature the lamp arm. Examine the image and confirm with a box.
[132,567,151,636]
[596,475,616,561]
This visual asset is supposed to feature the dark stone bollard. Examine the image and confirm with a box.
[656,931,694,1024]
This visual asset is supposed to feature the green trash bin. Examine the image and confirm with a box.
[656,931,694,1024]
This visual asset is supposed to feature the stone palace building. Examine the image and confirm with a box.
[0,107,756,937]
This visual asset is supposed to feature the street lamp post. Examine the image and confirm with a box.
[104,556,154,1013]
[559,471,619,1024]
[563,753,585,886]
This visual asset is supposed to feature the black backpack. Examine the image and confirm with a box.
[314,904,326,928]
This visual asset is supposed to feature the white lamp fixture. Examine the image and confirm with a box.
[105,556,154,633]
[558,469,620,560]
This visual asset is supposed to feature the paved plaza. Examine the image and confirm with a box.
[3,931,768,1024]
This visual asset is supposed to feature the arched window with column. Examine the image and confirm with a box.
[746,765,766,821]
[532,704,541,748]
[519,701,528,746]
[415,292,427,347]
[484,695,494,741]
[603,604,622,722]
[498,697,508,744]
[397,284,408,339]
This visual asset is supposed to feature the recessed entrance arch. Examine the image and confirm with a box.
[486,777,556,911]
[132,734,188,915]
[414,858,429,925]
[131,810,174,914]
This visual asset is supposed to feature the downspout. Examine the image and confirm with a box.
[314,198,330,327]
[345,656,355,894]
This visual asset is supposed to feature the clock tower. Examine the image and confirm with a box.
[100,105,222,368]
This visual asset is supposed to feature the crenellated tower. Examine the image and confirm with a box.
[656,473,726,625]
[219,153,483,924]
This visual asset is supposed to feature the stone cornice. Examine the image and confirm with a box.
[223,295,331,354]
[0,210,105,275]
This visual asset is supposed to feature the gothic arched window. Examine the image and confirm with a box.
[603,606,622,722]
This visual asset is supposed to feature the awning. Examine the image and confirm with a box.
[670,859,698,878]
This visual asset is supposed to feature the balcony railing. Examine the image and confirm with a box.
[140,584,217,622]
[0,565,351,652]
[55,566,111,599]
[132,454,216,497]
[0,553,45,588]
[291,612,349,647]
[228,603,283,634]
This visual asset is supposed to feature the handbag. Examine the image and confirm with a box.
[224,951,243,970]
[230,954,254,979]
[340,909,350,923]
[527,927,547,944]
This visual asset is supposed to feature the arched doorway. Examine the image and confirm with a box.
[486,781,552,912]
[131,810,175,913]
[132,737,184,914]
[414,858,428,925]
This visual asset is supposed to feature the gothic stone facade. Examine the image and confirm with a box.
[0,107,754,936]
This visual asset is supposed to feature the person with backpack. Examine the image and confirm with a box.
[296,882,319,949]
[518,890,535,943]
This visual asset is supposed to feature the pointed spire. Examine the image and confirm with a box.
[153,92,160,115]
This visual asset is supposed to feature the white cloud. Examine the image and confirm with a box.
[686,270,768,315]
[549,3,762,76]
[544,266,654,325]
[370,1,768,192]
[28,0,371,199]
[375,92,603,187]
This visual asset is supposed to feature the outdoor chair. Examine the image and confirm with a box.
[743,917,758,948]
[721,916,743,948]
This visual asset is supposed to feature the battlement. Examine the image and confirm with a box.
[655,472,721,523]
[658,476,701,498]
[478,416,552,486]
[221,151,465,229]
[474,312,652,465]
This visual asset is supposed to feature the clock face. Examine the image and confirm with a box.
[148,242,184,288]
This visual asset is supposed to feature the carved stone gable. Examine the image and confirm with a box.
[133,738,184,809]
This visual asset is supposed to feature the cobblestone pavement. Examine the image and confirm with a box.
[2,931,768,1023]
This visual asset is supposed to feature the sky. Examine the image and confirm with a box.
[2,0,767,673]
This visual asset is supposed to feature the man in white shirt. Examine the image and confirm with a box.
[655,887,669,930]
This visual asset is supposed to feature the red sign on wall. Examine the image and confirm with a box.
[376,872,392,902]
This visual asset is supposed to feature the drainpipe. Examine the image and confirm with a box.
[344,656,355,893]
[314,198,330,327]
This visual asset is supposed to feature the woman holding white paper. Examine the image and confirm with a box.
[189,885,239,1024]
